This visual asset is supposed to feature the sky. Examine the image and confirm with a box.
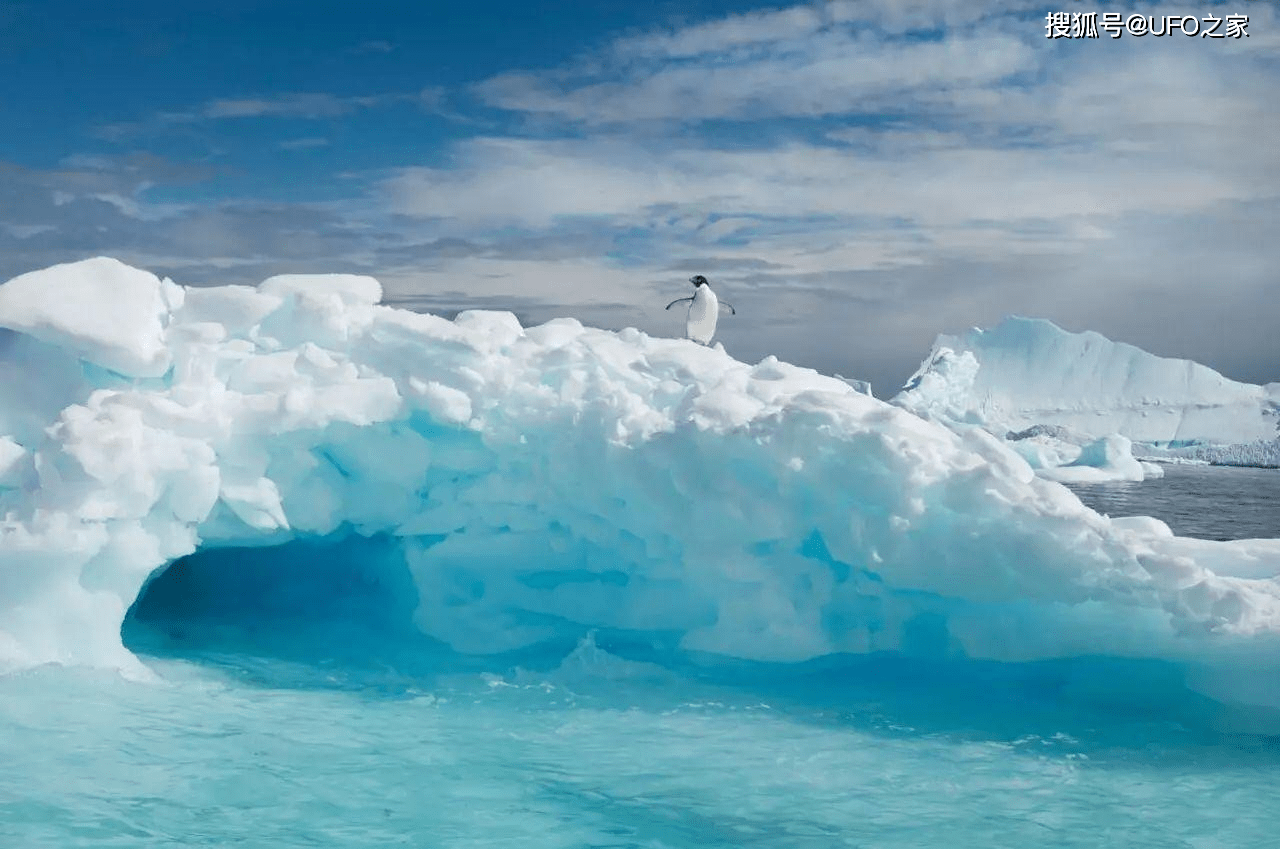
[0,0,1276,396]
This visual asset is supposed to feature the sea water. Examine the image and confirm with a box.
[3,467,1279,848]
[4,650,1279,849]
[1069,464,1280,541]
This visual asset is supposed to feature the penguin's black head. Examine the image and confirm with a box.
[690,275,708,288]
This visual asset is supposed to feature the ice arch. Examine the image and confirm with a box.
[0,258,1277,709]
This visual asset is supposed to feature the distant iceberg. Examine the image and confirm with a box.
[0,260,1278,716]
[895,317,1280,471]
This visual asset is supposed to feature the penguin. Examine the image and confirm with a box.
[665,275,735,345]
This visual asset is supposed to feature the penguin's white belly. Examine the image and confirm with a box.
[686,288,719,344]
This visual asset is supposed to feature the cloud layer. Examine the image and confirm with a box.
[2,0,1277,394]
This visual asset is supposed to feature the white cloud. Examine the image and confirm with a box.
[2,223,55,239]
[198,92,389,120]
[379,256,652,308]
[96,87,446,140]
[428,0,1280,260]
[479,32,1035,123]
[366,0,1279,390]
[613,5,826,59]
[92,191,183,222]
[278,137,330,151]
[195,87,444,122]
[380,131,1272,234]
[9,0,1277,394]
[350,40,395,54]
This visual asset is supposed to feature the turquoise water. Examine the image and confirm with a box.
[3,643,1279,848]
[3,466,1279,847]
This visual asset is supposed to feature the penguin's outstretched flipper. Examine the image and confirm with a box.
[721,302,736,315]
[666,297,693,310]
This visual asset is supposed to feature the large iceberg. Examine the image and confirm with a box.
[1,260,1278,715]
[895,317,1280,469]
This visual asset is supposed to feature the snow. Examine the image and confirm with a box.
[1037,434,1148,484]
[0,260,1278,712]
[895,316,1280,470]
[836,375,873,396]
[0,257,175,377]
[258,273,383,306]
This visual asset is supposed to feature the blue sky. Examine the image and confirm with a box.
[1,0,1276,394]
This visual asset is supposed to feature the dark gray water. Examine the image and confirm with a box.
[1068,464,1280,541]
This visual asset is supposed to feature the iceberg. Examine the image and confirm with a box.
[895,317,1280,470]
[1034,434,1154,484]
[1,260,1278,716]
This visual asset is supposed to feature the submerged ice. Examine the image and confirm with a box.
[1,259,1279,717]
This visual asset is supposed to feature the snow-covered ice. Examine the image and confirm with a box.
[0,256,176,378]
[0,260,1278,715]
[895,316,1280,471]
[1035,434,1149,484]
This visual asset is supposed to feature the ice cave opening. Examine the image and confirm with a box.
[120,532,435,669]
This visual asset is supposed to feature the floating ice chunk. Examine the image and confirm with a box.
[1039,434,1147,483]
[0,257,171,377]
[259,273,383,306]
[1139,461,1165,479]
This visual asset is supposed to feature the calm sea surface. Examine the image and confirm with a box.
[1068,463,1280,541]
